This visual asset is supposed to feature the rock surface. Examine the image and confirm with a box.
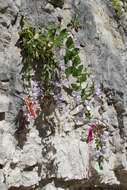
[0,0,127,189]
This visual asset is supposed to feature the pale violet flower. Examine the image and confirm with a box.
[91,75,96,81]
[95,150,103,158]
[84,100,91,111]
[57,93,65,102]
[103,131,109,138]
[72,91,81,105]
[59,61,65,72]
[101,146,109,155]
[62,79,70,88]
[30,80,43,99]
[75,116,84,125]
[72,91,81,97]
[94,88,102,97]
[75,40,81,49]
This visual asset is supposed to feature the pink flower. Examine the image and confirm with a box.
[87,124,96,143]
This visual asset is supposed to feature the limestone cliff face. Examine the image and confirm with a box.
[0,0,127,189]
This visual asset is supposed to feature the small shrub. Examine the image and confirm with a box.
[19,17,94,100]
[82,122,109,170]
[112,0,122,17]
[16,17,95,148]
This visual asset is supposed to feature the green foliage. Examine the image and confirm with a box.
[64,36,94,101]
[19,19,68,94]
[19,17,94,101]
[112,0,122,17]
[93,124,109,170]
[82,123,109,170]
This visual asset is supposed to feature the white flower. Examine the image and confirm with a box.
[95,150,103,158]
[59,61,65,71]
[84,100,92,111]
[95,88,102,97]
[103,131,109,138]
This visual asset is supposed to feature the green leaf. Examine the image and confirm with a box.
[72,55,81,66]
[59,29,68,40]
[54,29,68,47]
[64,48,79,64]
[82,90,93,101]
[78,73,87,83]
[27,45,34,56]
[72,68,79,77]
[64,55,68,64]
[66,36,74,49]
[34,33,39,39]
[72,48,79,55]
[64,49,73,64]
[71,83,80,91]
[77,65,83,72]
[72,65,83,77]
[81,88,86,98]
[65,66,73,76]
[47,25,57,40]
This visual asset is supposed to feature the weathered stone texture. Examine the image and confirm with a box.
[0,0,127,189]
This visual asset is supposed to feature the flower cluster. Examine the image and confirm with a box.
[24,96,40,119]
[15,80,42,130]
[25,80,42,119]
[83,122,109,170]
[16,17,97,151]
[86,123,96,143]
[30,80,43,100]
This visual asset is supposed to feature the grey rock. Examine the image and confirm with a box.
[0,0,127,189]
[0,1,8,12]
[21,0,58,26]
[53,134,90,180]
[0,72,10,82]
[44,3,55,13]
[0,95,10,112]
[0,183,8,190]
[0,171,4,183]
[22,171,40,187]
[120,12,127,32]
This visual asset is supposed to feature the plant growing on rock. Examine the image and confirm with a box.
[111,0,123,17]
[19,17,94,103]
[15,16,95,147]
[19,22,66,95]
[82,122,109,170]
[64,36,94,101]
